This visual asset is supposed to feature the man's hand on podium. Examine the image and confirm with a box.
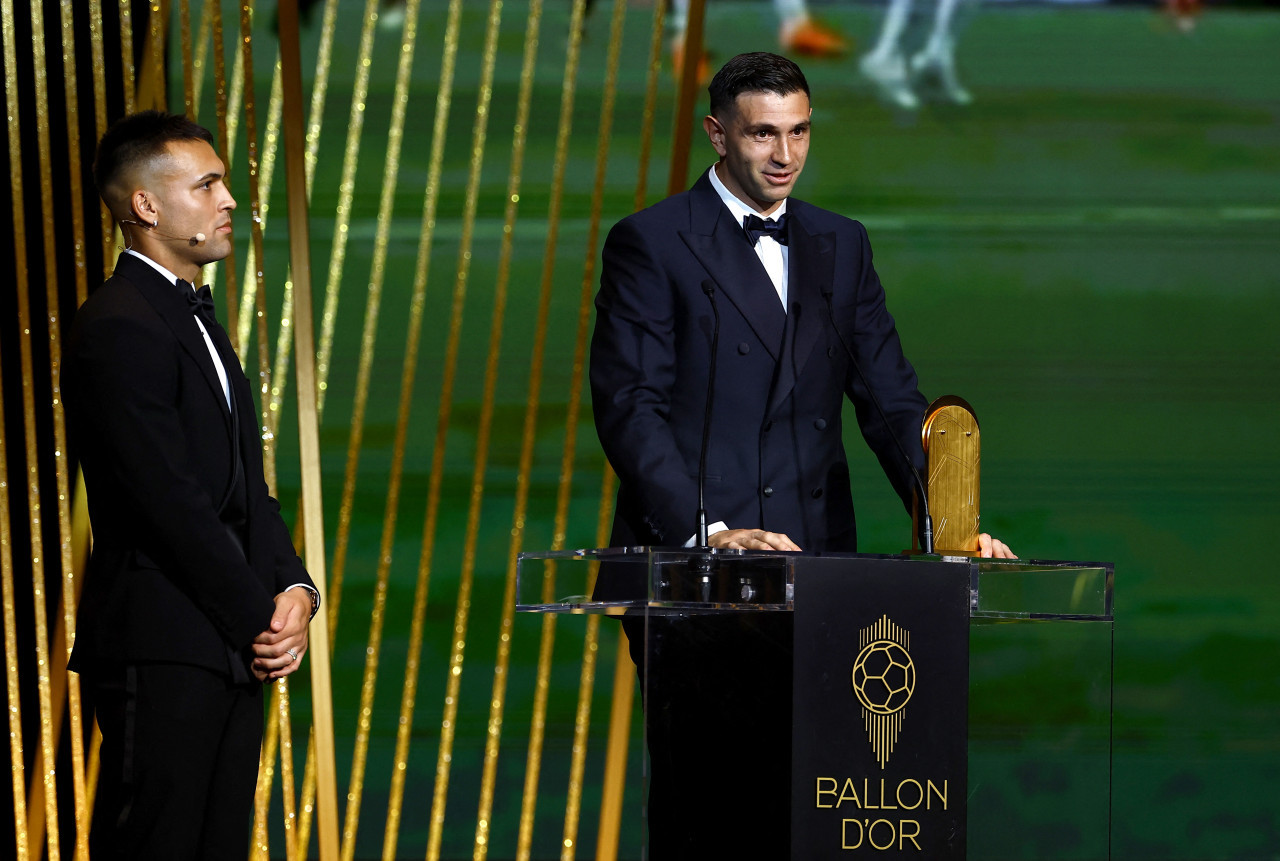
[702,527,1013,557]
[708,528,802,552]
[978,533,1017,559]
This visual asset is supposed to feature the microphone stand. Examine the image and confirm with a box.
[691,280,721,598]
[820,288,934,555]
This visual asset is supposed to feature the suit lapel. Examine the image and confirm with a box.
[116,255,235,436]
[208,320,259,478]
[765,206,835,419]
[679,175,786,361]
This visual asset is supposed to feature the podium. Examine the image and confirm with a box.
[516,549,1114,859]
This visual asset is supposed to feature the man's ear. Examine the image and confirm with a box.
[130,189,158,227]
[703,114,727,157]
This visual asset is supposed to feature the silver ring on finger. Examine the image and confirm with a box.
[287,648,298,662]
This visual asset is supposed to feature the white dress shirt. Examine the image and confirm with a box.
[707,164,790,309]
[125,249,231,410]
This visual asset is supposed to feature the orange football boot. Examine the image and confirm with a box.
[781,18,849,57]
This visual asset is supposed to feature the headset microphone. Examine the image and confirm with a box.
[122,218,206,245]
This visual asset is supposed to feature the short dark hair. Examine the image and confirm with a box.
[93,110,215,203]
[708,52,810,118]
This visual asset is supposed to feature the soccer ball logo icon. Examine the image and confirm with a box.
[851,639,915,715]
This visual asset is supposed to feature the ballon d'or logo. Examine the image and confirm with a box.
[852,616,914,768]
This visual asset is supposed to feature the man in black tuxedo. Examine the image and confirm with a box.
[590,53,1012,856]
[64,111,319,859]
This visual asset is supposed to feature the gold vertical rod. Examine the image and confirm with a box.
[231,51,282,424]
[514,1,590,856]
[270,0,340,449]
[594,547,635,861]
[236,0,277,498]
[309,0,379,642]
[70,469,96,847]
[237,30,289,855]
[223,18,246,162]
[276,1,340,857]
[84,723,102,816]
[0,360,30,861]
[556,1,630,854]
[215,14,249,342]
[58,2,89,307]
[251,684,283,860]
[87,0,113,278]
[21,14,81,843]
[596,645,634,861]
[79,481,99,828]
[595,0,665,846]
[335,1,441,857]
[288,2,344,851]
[374,0,467,853]
[632,0,665,213]
[118,0,135,114]
[143,0,165,110]
[293,26,380,845]
[259,65,292,440]
[257,0,341,849]
[260,60,308,441]
[52,7,92,854]
[517,598,558,861]
[308,0,365,415]
[277,680,299,861]
[386,0,506,855]
[228,47,255,348]
[298,0,334,195]
[179,0,193,115]
[666,0,705,196]
[246,58,295,850]
[245,65,291,859]
[561,615,601,861]
[208,0,241,350]
[13,1,61,856]
[470,1,544,857]
[191,0,210,115]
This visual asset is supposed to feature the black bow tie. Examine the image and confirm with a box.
[743,212,790,247]
[179,280,219,329]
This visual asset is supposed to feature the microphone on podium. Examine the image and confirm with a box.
[820,285,934,555]
[687,279,722,598]
[695,279,721,550]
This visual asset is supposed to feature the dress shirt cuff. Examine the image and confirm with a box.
[683,521,728,548]
[284,583,320,620]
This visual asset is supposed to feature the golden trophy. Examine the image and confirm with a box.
[914,395,982,555]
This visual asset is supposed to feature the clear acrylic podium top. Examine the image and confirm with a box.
[515,547,1113,621]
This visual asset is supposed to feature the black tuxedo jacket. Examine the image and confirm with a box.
[590,171,928,553]
[64,253,313,678]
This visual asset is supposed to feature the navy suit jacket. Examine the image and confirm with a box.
[590,171,928,553]
[64,253,313,678]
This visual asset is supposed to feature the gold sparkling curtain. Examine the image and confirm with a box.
[0,0,689,857]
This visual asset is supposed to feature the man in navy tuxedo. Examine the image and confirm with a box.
[65,111,318,859]
[590,53,1011,856]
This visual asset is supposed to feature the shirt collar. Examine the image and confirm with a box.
[707,164,788,225]
[124,248,188,290]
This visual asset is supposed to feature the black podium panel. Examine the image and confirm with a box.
[792,557,971,859]
[516,548,1114,859]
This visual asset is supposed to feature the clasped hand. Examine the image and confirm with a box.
[251,588,312,682]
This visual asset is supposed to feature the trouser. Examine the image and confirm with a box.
[87,662,264,860]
